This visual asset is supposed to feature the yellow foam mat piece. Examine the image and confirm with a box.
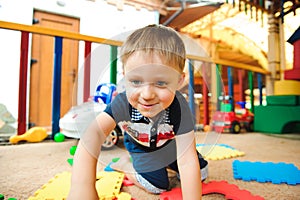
[28,171,131,200]
[96,171,125,200]
[197,145,245,160]
[116,192,132,200]
[28,171,71,200]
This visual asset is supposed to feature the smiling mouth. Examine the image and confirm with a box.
[139,103,157,109]
[141,104,154,109]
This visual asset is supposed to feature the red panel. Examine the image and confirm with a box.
[18,31,29,135]
[284,40,300,80]
[83,41,91,102]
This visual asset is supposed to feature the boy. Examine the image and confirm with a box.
[67,24,208,200]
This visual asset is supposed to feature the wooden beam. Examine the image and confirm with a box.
[0,20,123,46]
[0,20,270,75]
[187,54,270,75]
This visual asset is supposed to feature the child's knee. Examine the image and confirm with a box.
[135,173,168,194]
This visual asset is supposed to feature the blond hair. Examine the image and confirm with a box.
[120,24,186,72]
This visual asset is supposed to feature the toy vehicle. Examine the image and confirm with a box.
[60,83,121,149]
[212,96,254,134]
[101,125,122,149]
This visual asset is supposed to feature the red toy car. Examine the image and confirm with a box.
[212,109,254,133]
[212,96,254,134]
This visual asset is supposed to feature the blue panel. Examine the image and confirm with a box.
[188,60,195,118]
[52,36,63,139]
[233,160,300,185]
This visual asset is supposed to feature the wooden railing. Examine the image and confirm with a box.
[0,20,269,137]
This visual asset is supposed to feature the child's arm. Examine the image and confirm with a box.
[67,112,116,199]
[176,131,202,200]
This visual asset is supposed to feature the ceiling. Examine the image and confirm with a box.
[156,0,300,72]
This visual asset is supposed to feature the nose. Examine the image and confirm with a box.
[140,84,155,100]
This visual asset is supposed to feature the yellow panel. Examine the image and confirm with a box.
[274,80,300,95]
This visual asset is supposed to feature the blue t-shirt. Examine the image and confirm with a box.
[104,91,195,172]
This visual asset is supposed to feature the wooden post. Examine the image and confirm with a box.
[51,36,63,138]
[202,63,209,125]
[188,60,195,118]
[227,67,234,111]
[248,71,254,113]
[110,45,117,84]
[238,69,245,102]
[257,73,263,105]
[216,64,223,111]
[266,15,280,95]
[17,31,29,135]
[83,41,91,102]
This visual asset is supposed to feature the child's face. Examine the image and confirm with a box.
[124,51,184,118]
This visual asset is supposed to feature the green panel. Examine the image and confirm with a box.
[221,103,232,112]
[254,105,300,134]
[266,95,300,106]
[110,45,118,84]
[216,64,222,111]
[248,71,254,113]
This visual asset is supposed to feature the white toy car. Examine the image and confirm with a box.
[59,83,121,149]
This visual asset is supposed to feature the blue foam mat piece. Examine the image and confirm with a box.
[104,162,115,172]
[233,160,300,185]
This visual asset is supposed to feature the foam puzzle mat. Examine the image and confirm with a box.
[28,171,71,200]
[196,144,245,160]
[233,160,300,185]
[160,180,264,200]
[28,171,131,200]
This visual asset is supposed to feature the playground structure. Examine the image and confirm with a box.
[1,2,299,200]
[254,26,300,134]
[0,20,270,138]
[0,1,299,137]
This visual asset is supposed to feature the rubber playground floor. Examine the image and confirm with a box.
[0,131,299,200]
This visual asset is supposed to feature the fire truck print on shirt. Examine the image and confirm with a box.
[119,121,175,147]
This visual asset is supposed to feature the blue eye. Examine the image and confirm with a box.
[130,80,143,86]
[155,81,167,87]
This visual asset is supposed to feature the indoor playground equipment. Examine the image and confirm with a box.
[0,19,270,139]
[254,27,300,134]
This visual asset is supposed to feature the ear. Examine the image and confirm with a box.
[177,73,185,87]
